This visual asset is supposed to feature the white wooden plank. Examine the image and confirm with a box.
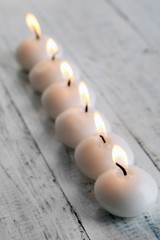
[106,0,160,53]
[104,0,160,170]
[0,0,160,239]
[0,72,89,239]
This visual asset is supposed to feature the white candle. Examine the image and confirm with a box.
[42,62,95,118]
[75,113,134,180]
[55,83,111,148]
[29,39,66,92]
[94,145,158,217]
[16,13,50,71]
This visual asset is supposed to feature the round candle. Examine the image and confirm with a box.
[29,39,66,92]
[55,82,111,148]
[94,145,158,217]
[75,112,134,180]
[42,63,95,118]
[16,13,50,71]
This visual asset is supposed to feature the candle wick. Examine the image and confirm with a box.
[68,79,71,86]
[116,162,127,176]
[85,104,88,113]
[99,135,106,143]
[36,34,40,40]
[52,50,58,60]
[34,28,40,40]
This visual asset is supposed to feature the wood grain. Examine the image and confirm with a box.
[0,73,89,240]
[0,0,160,239]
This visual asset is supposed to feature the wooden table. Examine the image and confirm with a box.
[0,0,160,239]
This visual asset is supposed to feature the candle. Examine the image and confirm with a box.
[42,62,95,118]
[75,112,134,180]
[94,145,158,217]
[29,39,66,92]
[16,13,50,71]
[55,82,111,148]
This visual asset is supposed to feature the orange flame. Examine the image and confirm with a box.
[46,39,58,58]
[26,13,41,38]
[94,112,107,139]
[112,145,128,169]
[60,62,73,84]
[79,82,90,110]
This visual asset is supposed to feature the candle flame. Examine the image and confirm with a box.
[46,38,58,58]
[60,61,73,84]
[79,82,90,110]
[94,112,107,139]
[112,145,128,169]
[26,13,41,38]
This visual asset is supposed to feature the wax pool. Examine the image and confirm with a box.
[94,166,158,217]
[75,133,134,180]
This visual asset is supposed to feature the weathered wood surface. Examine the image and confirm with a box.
[106,0,160,52]
[0,0,160,239]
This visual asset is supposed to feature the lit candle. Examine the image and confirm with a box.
[55,82,111,148]
[16,13,50,71]
[94,145,158,217]
[75,112,134,180]
[42,62,95,118]
[29,38,66,92]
